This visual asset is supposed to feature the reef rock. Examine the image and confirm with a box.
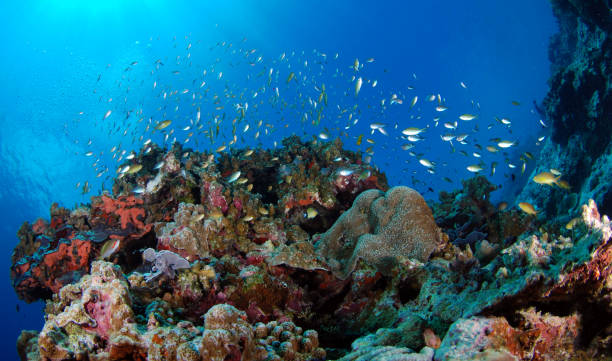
[519,0,612,218]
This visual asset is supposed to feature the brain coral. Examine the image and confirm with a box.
[315,186,444,279]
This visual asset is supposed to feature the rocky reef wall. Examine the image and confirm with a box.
[519,0,611,220]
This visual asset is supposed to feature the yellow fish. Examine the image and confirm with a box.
[557,180,571,190]
[126,164,143,174]
[304,207,318,219]
[286,72,295,84]
[98,239,120,260]
[518,202,538,215]
[356,134,363,146]
[532,171,559,186]
[565,217,581,230]
[155,120,172,130]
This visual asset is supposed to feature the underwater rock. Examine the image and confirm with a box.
[338,345,434,361]
[315,186,445,279]
[22,259,326,361]
[520,0,612,218]
[435,309,580,361]
[347,199,612,358]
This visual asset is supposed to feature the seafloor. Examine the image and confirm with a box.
[11,1,612,360]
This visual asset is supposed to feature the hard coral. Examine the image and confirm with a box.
[38,261,138,360]
[315,186,445,279]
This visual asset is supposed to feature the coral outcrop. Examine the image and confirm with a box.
[315,186,445,279]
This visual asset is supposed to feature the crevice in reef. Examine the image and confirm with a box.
[250,165,279,205]
[397,275,422,304]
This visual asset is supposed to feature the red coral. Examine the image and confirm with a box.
[100,195,146,230]
[12,233,95,302]
[91,195,152,241]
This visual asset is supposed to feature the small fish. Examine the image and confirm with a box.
[216,145,227,153]
[318,132,330,140]
[557,180,571,190]
[304,207,318,219]
[497,201,508,211]
[98,239,120,260]
[85,151,94,157]
[511,100,521,106]
[410,96,418,108]
[486,145,499,153]
[419,159,434,168]
[466,165,483,173]
[459,114,477,121]
[539,119,548,128]
[155,120,172,130]
[402,127,425,136]
[497,140,516,148]
[355,77,363,97]
[243,149,254,157]
[565,217,581,230]
[407,135,423,142]
[532,171,559,186]
[518,202,538,215]
[103,110,112,120]
[460,81,467,88]
[154,161,164,170]
[258,207,269,216]
[337,168,354,176]
[209,208,224,220]
[370,122,385,130]
[435,105,448,112]
[132,186,145,194]
[126,164,143,174]
[286,72,295,84]
[443,122,457,130]
[192,214,205,223]
[226,171,241,183]
[549,168,562,176]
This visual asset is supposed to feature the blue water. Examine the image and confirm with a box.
[0,1,556,359]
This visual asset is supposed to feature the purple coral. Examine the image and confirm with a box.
[142,248,191,282]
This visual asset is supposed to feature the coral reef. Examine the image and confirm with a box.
[11,134,612,360]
